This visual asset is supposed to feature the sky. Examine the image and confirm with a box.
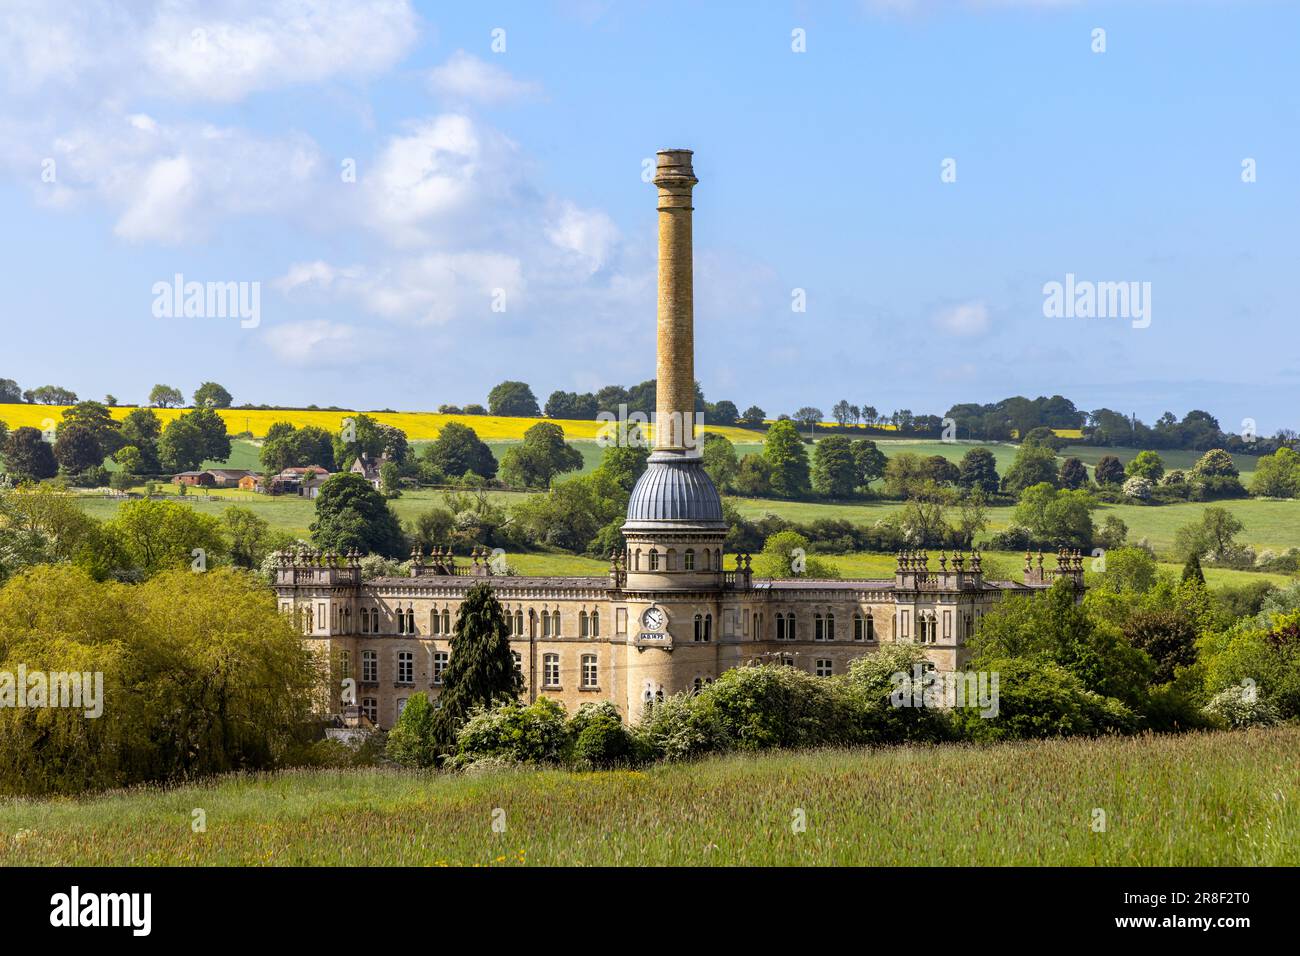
[0,0,1297,433]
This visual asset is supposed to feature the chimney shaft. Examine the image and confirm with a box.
[652,149,698,452]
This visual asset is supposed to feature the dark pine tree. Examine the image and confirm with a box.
[433,583,524,747]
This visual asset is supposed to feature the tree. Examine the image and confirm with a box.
[0,379,22,404]
[544,390,599,420]
[861,405,878,426]
[922,454,960,486]
[957,447,1000,494]
[1094,455,1125,486]
[333,414,409,471]
[811,436,857,498]
[1059,456,1089,490]
[104,499,227,576]
[193,381,233,408]
[421,422,497,481]
[113,445,143,478]
[487,380,541,417]
[1181,551,1205,585]
[733,453,773,496]
[26,385,78,405]
[3,427,57,481]
[385,692,440,767]
[52,424,103,474]
[120,408,162,473]
[1250,447,1300,498]
[432,583,524,746]
[149,384,184,408]
[593,442,649,494]
[739,405,766,428]
[831,400,855,427]
[706,400,739,427]
[158,408,230,472]
[309,473,406,558]
[223,506,271,569]
[1173,506,1245,561]
[752,530,839,578]
[883,452,931,499]
[1002,441,1059,495]
[1012,483,1097,548]
[763,420,811,498]
[61,401,123,457]
[499,422,582,489]
[851,439,888,492]
[1124,609,1198,684]
[1125,450,1165,482]
[1189,449,1245,499]
[701,433,738,492]
[793,407,823,435]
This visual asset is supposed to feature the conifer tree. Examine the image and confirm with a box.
[433,583,523,746]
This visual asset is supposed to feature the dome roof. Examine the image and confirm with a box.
[623,453,726,530]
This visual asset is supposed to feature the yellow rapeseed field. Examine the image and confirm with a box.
[0,403,760,443]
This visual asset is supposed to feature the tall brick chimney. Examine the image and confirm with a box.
[652,149,698,453]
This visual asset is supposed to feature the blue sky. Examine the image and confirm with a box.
[1,0,1297,433]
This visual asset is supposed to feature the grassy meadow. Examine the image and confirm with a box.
[2,727,1295,866]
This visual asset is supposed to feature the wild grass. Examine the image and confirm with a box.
[1,728,1295,866]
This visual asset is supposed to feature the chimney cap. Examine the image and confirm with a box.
[654,149,697,186]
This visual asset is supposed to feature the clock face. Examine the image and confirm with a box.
[642,607,666,630]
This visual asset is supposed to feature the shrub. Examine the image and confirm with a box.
[385,693,439,768]
[695,665,863,751]
[952,657,1136,742]
[451,697,571,767]
[569,702,637,768]
[1202,684,1280,729]
[841,644,955,743]
[635,693,726,761]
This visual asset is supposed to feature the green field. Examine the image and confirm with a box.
[2,728,1295,865]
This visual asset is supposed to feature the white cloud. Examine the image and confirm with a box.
[113,155,196,242]
[262,319,377,366]
[546,202,620,274]
[933,301,991,336]
[427,50,541,104]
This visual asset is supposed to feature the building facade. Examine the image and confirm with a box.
[272,149,1084,729]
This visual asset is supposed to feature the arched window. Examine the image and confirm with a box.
[515,610,524,636]
[714,550,721,570]
[776,612,786,641]
[397,608,406,635]
[788,614,797,641]
[694,613,703,642]
[826,613,835,641]
[406,608,415,634]
[551,610,562,636]
[579,610,589,638]
[692,677,703,694]
[542,611,552,638]
[814,613,824,641]
[360,608,369,634]
[590,610,600,638]
[704,613,712,642]
[684,549,696,571]
[648,549,659,571]
[441,609,451,634]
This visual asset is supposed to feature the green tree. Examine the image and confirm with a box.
[1094,455,1125,486]
[433,583,524,746]
[1173,506,1245,561]
[3,427,57,481]
[487,380,541,417]
[851,439,888,492]
[739,405,766,428]
[193,381,233,408]
[61,401,123,456]
[1249,447,1300,498]
[1124,609,1198,684]
[752,530,840,578]
[149,384,184,408]
[499,421,583,489]
[1059,457,1089,490]
[223,506,271,569]
[1125,450,1165,482]
[763,419,810,498]
[1011,483,1096,548]
[104,498,227,576]
[811,435,857,498]
[385,692,440,767]
[120,408,162,473]
[1002,441,1059,495]
[732,453,772,496]
[53,424,103,474]
[309,472,406,558]
[1189,448,1245,499]
[0,379,22,403]
[158,407,230,472]
[421,422,498,480]
[957,447,1000,494]
[701,433,738,492]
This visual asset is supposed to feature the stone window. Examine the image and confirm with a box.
[684,549,695,571]
[396,698,409,719]
[826,613,835,641]
[515,610,525,636]
[338,649,351,680]
[580,610,589,638]
[776,612,786,641]
[361,698,377,724]
[694,613,712,643]
[406,608,416,634]
[397,651,414,684]
[361,650,378,683]
[590,610,600,638]
[441,609,451,634]
[648,549,659,571]
[854,613,875,642]
[397,607,406,635]
[814,613,825,641]
[581,654,598,689]
[433,651,449,685]
[543,653,561,688]
[815,659,833,677]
